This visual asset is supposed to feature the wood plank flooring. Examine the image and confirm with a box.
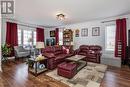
[0,60,130,87]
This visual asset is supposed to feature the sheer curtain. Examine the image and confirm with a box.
[59,29,63,45]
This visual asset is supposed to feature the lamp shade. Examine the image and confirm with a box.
[36,42,45,49]
[71,42,74,45]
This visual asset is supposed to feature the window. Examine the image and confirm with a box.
[59,29,63,45]
[23,30,32,45]
[33,31,36,45]
[18,29,22,45]
[17,29,36,46]
[105,25,116,51]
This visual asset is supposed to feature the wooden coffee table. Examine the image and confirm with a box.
[66,55,87,71]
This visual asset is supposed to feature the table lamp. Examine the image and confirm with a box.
[36,42,45,55]
[71,42,74,45]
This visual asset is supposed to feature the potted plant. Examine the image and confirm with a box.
[1,44,12,61]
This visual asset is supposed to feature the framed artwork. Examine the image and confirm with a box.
[92,27,100,36]
[50,30,55,37]
[75,29,79,37]
[81,28,88,37]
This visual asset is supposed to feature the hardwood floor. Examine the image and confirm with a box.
[0,60,130,87]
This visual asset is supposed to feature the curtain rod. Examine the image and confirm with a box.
[17,23,40,28]
[2,18,54,28]
[101,18,128,23]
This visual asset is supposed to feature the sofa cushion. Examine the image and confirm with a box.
[54,45,62,51]
[17,46,27,52]
[43,46,54,53]
[87,54,97,58]
[88,50,95,54]
[55,54,67,60]
[80,45,89,50]
[89,45,102,51]
[43,53,55,58]
[81,49,89,53]
[78,52,87,56]
[54,51,63,55]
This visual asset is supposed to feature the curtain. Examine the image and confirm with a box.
[36,28,44,42]
[115,18,127,60]
[6,22,18,46]
[6,22,18,56]
[55,28,59,45]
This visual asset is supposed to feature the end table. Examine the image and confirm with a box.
[28,57,48,76]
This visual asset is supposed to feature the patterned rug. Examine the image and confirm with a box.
[46,62,107,87]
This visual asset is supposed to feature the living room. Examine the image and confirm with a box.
[0,0,130,87]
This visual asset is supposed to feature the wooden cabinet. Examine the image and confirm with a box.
[63,29,73,45]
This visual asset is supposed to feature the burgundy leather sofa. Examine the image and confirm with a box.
[75,45,102,63]
[42,45,74,70]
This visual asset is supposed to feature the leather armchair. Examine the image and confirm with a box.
[87,45,102,63]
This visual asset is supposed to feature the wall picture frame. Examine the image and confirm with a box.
[81,28,88,37]
[50,30,55,37]
[92,27,100,36]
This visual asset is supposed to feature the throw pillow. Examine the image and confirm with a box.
[89,50,95,54]
[62,46,70,54]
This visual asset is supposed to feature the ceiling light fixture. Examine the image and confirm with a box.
[56,13,65,21]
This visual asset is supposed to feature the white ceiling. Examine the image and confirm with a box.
[13,0,130,27]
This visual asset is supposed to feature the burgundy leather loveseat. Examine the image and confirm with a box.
[42,45,74,70]
[75,45,102,63]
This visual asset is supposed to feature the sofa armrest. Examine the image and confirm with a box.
[43,53,57,70]
[69,50,74,54]
[94,51,102,55]
[74,49,80,54]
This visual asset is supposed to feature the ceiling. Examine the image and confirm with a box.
[11,0,130,27]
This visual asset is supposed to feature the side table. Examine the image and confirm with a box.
[28,57,48,76]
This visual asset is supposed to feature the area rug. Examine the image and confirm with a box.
[46,62,107,87]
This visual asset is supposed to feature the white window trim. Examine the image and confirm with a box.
[105,24,116,52]
[18,29,36,46]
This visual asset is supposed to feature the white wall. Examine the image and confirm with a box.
[44,28,55,45]
[58,14,130,67]
[59,14,130,52]
[62,21,106,51]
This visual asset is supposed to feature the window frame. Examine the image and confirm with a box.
[23,30,33,45]
[105,24,116,51]
[18,29,22,45]
[59,29,63,45]
[18,29,36,46]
